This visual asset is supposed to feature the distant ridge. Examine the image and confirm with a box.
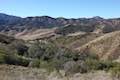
[1,13,120,37]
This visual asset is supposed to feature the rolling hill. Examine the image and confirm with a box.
[76,31,120,61]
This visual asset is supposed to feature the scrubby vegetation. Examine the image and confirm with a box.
[50,32,101,50]
[55,24,94,35]
[0,35,120,78]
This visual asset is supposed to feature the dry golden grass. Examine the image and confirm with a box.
[76,31,120,60]
[15,28,56,40]
[0,64,117,80]
[53,32,102,50]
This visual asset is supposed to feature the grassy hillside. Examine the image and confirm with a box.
[52,33,102,49]
[0,31,120,80]
[76,31,120,61]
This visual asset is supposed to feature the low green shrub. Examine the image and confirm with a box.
[0,52,6,63]
[29,59,40,68]
[5,55,30,66]
[0,47,8,63]
[109,62,120,78]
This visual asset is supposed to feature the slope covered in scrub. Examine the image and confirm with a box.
[76,31,120,61]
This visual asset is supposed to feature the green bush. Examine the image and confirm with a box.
[0,47,9,63]
[29,59,40,68]
[8,40,28,56]
[109,63,120,78]
[5,55,30,66]
[28,41,57,59]
[0,51,6,63]
[0,43,30,66]
[39,60,55,73]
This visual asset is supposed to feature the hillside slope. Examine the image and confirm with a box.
[76,31,120,61]
[15,28,56,40]
[53,32,102,49]
[0,64,117,80]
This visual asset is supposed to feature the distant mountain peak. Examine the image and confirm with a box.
[0,13,21,18]
[92,16,104,20]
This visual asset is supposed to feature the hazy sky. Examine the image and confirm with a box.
[0,0,120,18]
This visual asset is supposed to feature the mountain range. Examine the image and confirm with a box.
[0,13,120,33]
